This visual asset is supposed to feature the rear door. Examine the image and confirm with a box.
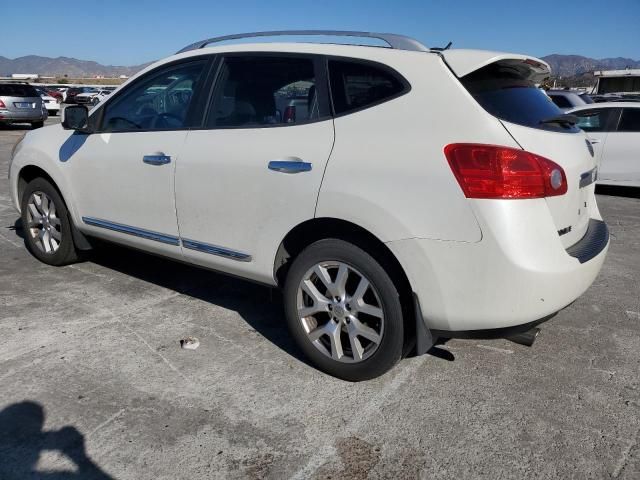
[600,107,640,184]
[444,54,598,248]
[175,54,334,283]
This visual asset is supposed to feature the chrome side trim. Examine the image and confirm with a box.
[82,217,180,246]
[182,238,252,262]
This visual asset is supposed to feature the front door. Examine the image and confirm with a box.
[175,54,335,283]
[68,59,208,256]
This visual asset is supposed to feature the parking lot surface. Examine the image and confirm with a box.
[0,117,639,479]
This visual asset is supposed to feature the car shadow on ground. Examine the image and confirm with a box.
[0,401,113,479]
[10,218,452,368]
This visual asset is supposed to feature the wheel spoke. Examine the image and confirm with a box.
[356,302,383,319]
[50,228,62,241]
[298,303,327,318]
[347,324,365,361]
[301,279,330,308]
[327,321,344,360]
[28,203,42,222]
[41,194,50,215]
[351,317,382,344]
[49,216,61,227]
[334,264,349,299]
[40,230,51,253]
[352,277,370,303]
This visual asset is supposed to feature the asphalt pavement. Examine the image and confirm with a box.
[0,116,638,479]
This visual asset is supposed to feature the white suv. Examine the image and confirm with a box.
[8,31,609,380]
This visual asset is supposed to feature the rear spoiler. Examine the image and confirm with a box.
[440,50,551,83]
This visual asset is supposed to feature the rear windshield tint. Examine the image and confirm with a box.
[462,63,579,133]
[0,84,39,97]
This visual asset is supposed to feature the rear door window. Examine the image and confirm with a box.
[574,108,615,132]
[0,84,38,97]
[617,108,640,132]
[461,63,579,133]
[207,55,328,128]
[328,60,407,115]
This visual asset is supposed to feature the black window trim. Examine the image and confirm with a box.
[326,55,412,119]
[91,56,215,134]
[616,107,640,133]
[200,51,332,131]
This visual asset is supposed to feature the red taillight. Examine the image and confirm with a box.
[444,143,567,199]
[0,99,6,108]
[283,106,296,123]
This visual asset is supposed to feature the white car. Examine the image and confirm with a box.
[40,93,60,116]
[569,103,640,187]
[75,89,112,106]
[8,31,609,380]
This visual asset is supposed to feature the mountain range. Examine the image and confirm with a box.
[540,54,640,77]
[0,53,638,79]
[0,55,151,78]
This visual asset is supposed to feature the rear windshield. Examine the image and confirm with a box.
[462,63,579,133]
[0,84,39,97]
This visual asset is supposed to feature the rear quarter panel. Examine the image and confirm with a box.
[316,51,521,243]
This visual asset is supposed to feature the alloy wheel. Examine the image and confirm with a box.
[26,191,62,254]
[297,262,385,363]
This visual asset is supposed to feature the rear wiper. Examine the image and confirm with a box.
[539,114,578,126]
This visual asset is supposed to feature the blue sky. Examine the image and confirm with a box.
[2,0,639,65]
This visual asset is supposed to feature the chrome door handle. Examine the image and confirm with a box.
[143,153,171,165]
[268,159,312,174]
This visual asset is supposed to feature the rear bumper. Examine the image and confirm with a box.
[44,102,60,111]
[0,109,46,122]
[387,201,609,332]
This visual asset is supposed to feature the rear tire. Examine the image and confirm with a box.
[284,239,404,381]
[20,178,81,266]
[31,121,44,129]
[48,110,58,116]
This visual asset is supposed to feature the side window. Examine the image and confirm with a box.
[617,108,640,132]
[328,60,406,115]
[575,109,613,132]
[101,60,205,132]
[207,56,323,128]
[549,95,572,109]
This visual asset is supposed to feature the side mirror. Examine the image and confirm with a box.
[62,105,89,131]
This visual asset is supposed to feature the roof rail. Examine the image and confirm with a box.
[176,30,429,54]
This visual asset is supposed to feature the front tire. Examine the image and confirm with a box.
[284,239,404,381]
[20,178,81,266]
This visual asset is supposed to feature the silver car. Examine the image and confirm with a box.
[0,83,47,128]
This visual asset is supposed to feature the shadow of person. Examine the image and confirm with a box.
[0,401,113,480]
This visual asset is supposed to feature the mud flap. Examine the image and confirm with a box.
[414,294,436,355]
